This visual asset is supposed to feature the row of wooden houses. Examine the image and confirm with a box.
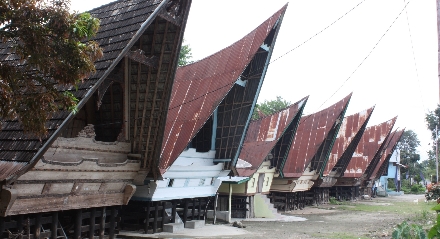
[0,0,404,238]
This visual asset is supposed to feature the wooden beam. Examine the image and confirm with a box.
[109,207,116,239]
[197,198,201,220]
[35,213,42,239]
[153,202,159,233]
[191,198,195,220]
[74,210,82,239]
[51,211,58,239]
[99,207,106,239]
[0,216,4,239]
[161,202,166,229]
[144,203,150,234]
[183,199,188,223]
[89,208,96,239]
[171,200,176,223]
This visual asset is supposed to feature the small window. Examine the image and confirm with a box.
[251,178,256,187]
[210,178,215,185]
[168,179,174,187]
[199,179,206,186]
[266,177,270,186]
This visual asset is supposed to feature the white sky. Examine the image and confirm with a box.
[71,0,438,161]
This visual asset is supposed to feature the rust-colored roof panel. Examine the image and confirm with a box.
[343,117,397,178]
[370,129,404,180]
[322,107,374,176]
[159,6,287,172]
[282,94,352,178]
[237,97,308,177]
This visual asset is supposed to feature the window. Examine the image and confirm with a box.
[168,179,174,187]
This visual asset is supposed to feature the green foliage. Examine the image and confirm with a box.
[0,0,102,135]
[392,221,427,239]
[398,130,421,178]
[178,40,193,66]
[411,184,425,194]
[388,178,397,190]
[252,96,291,120]
[428,206,440,238]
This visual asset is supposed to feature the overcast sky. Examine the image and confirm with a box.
[71,0,438,161]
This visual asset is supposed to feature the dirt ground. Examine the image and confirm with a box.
[230,194,428,239]
[119,194,430,239]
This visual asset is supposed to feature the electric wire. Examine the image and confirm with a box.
[403,0,426,112]
[168,0,368,112]
[314,0,411,112]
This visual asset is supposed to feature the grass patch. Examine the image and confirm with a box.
[337,200,435,215]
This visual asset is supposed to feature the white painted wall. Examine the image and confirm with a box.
[132,148,230,201]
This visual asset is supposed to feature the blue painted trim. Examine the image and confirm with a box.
[235,77,247,87]
[211,107,218,150]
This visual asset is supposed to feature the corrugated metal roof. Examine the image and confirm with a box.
[0,0,190,182]
[159,6,288,172]
[343,117,397,178]
[282,94,352,178]
[370,129,404,180]
[236,97,308,177]
[322,107,374,176]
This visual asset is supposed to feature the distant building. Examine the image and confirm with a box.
[379,149,403,194]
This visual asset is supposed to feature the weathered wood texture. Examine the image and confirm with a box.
[0,207,117,239]
[120,198,209,234]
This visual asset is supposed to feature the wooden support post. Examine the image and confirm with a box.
[17,214,23,236]
[161,202,166,228]
[89,208,96,239]
[228,184,232,223]
[171,201,176,223]
[191,198,195,220]
[35,213,42,239]
[74,210,82,239]
[99,207,106,239]
[0,216,4,239]
[183,199,188,224]
[153,202,158,233]
[213,193,218,225]
[197,198,201,220]
[51,211,58,239]
[109,207,116,239]
[144,203,150,234]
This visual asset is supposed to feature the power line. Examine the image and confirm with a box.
[403,0,426,111]
[169,0,368,111]
[315,0,411,111]
[270,0,367,65]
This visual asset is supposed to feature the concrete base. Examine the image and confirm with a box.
[206,210,230,222]
[185,220,205,229]
[163,223,184,233]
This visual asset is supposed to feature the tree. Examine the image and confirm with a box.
[252,96,291,120]
[397,130,421,177]
[0,0,102,136]
[178,40,193,66]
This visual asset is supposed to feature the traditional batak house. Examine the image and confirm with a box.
[332,117,397,200]
[270,94,351,210]
[217,97,307,218]
[368,129,405,192]
[125,5,288,231]
[311,107,374,204]
[0,0,191,237]
[378,131,405,194]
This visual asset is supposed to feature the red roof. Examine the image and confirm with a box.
[322,107,374,176]
[282,94,352,178]
[159,6,288,172]
[237,97,308,177]
[369,129,404,180]
[343,117,397,178]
